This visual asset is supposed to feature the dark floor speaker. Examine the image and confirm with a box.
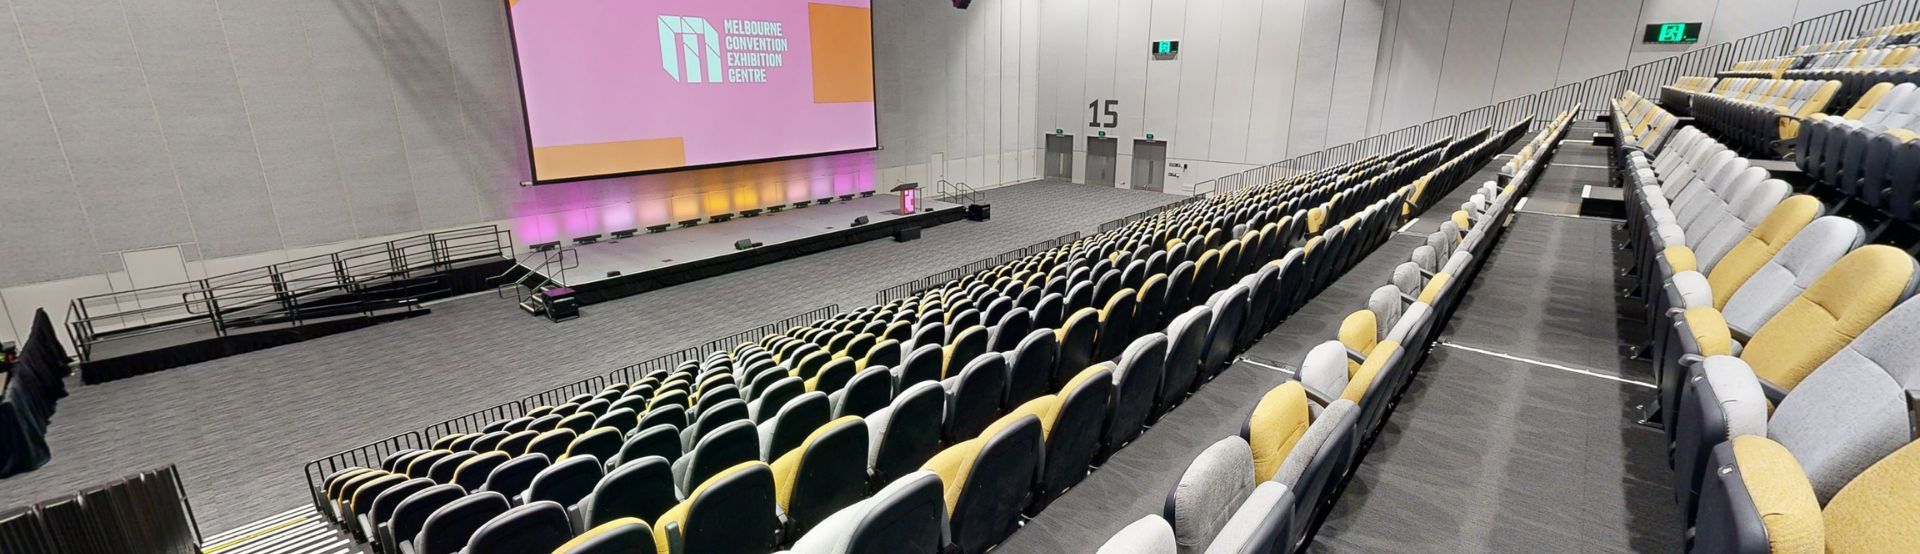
[895,226,922,242]
[967,204,992,221]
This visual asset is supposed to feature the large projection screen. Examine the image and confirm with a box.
[507,0,878,184]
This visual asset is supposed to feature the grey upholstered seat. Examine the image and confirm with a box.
[1097,515,1177,554]
[783,470,948,554]
[1704,295,1920,502]
[1670,216,1865,339]
[1164,437,1256,554]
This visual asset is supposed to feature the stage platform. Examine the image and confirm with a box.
[532,193,970,306]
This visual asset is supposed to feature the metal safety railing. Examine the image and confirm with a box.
[67,225,513,362]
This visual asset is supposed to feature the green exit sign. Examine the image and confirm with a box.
[1642,22,1701,44]
[1151,40,1180,57]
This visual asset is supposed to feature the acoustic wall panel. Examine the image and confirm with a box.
[1286,0,1344,157]
[0,2,100,285]
[1246,0,1308,163]
[12,0,196,254]
[1379,0,1454,131]
[1172,0,1222,161]
[1325,0,1386,146]
[1490,0,1575,102]
[1208,0,1266,164]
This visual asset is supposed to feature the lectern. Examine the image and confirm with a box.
[891,183,921,215]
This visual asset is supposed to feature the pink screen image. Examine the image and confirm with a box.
[509,0,878,182]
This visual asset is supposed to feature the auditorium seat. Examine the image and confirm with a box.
[1096,289,1140,361]
[897,344,944,392]
[409,491,509,554]
[1200,284,1251,381]
[1163,436,1260,553]
[564,427,623,466]
[673,419,759,495]
[555,518,656,554]
[365,477,433,544]
[923,415,1043,554]
[770,416,868,540]
[653,461,779,554]
[759,392,831,461]
[682,398,748,449]
[1675,293,1920,513]
[480,454,547,499]
[577,456,677,532]
[1006,330,1058,407]
[426,452,475,485]
[464,500,573,554]
[383,484,464,553]
[1107,334,1169,454]
[832,368,893,419]
[1157,307,1212,416]
[749,377,804,423]
[1055,308,1100,387]
[521,455,603,510]
[867,381,946,486]
[1693,436,1920,552]
[943,326,989,379]
[782,470,948,554]
[942,353,1008,443]
[614,425,682,470]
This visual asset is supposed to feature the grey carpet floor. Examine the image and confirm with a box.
[2,180,1182,534]
[1310,153,1679,552]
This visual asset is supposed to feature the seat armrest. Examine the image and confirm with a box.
[1667,271,1714,311]
[1700,356,1770,440]
[1908,389,1920,442]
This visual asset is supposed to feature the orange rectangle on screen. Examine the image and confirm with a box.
[808,3,875,104]
[533,138,687,181]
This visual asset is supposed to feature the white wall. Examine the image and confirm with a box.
[1375,0,1875,132]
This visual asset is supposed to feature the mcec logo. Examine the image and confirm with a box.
[658,15,722,83]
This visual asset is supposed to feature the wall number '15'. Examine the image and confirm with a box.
[1088,100,1118,128]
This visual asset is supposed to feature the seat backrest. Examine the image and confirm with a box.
[1007,329,1059,406]
[388,484,465,551]
[1242,382,1313,483]
[1164,436,1256,554]
[655,462,778,554]
[480,454,549,498]
[1766,295,1920,502]
[1742,245,1920,391]
[682,419,761,494]
[1160,306,1213,413]
[368,478,434,531]
[616,424,682,469]
[452,452,510,492]
[1721,216,1865,337]
[762,391,832,460]
[464,500,572,554]
[871,381,948,485]
[836,367,895,419]
[415,491,510,554]
[924,416,1043,554]
[527,454,605,507]
[945,352,1010,442]
[1110,333,1170,451]
[774,416,870,538]
[586,456,677,527]
[565,427,624,465]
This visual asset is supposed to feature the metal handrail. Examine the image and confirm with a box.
[68,225,512,361]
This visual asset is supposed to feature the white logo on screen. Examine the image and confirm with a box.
[658,15,722,83]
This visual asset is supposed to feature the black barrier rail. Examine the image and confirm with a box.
[874,229,1087,305]
[513,304,842,411]
[0,465,201,554]
[420,401,525,444]
[302,431,427,516]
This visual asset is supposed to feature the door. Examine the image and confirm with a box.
[1131,139,1168,192]
[1044,134,1074,180]
[1086,137,1118,187]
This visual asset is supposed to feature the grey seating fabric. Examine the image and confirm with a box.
[1297,341,1350,404]
[581,456,677,529]
[1274,400,1356,488]
[462,500,573,554]
[521,455,604,508]
[759,392,831,460]
[1203,482,1293,554]
[672,419,759,494]
[1166,436,1256,554]
[480,454,549,499]
[553,520,652,553]
[868,382,946,484]
[414,491,510,554]
[1110,334,1170,451]
[1763,295,1920,502]
[782,471,949,554]
[1097,515,1177,554]
[1717,216,1865,337]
